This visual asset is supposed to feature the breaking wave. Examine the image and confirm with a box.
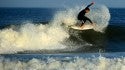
[0,53,125,70]
[0,5,110,54]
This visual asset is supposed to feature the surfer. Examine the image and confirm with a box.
[77,2,94,28]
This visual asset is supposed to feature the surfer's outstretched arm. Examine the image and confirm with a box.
[85,2,94,9]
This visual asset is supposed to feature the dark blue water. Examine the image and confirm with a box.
[110,8,125,25]
[0,8,125,26]
[0,8,58,26]
[2,52,125,62]
[0,8,125,53]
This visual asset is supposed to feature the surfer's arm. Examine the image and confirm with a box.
[85,2,94,9]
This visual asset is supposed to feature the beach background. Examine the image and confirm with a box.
[0,0,125,70]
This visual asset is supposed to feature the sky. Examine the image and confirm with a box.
[0,0,125,8]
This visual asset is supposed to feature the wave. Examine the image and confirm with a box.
[1,53,125,70]
[0,5,110,54]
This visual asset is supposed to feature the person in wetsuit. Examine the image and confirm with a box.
[77,2,94,27]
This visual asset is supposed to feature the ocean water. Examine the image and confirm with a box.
[0,6,125,70]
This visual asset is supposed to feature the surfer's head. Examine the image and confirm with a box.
[85,8,90,13]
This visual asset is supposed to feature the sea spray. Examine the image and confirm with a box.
[88,5,110,32]
[51,7,79,26]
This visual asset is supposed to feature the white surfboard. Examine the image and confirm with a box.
[70,24,93,30]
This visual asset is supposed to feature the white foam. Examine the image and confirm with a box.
[0,23,69,53]
[0,56,125,70]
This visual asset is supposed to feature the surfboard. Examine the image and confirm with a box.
[70,24,93,30]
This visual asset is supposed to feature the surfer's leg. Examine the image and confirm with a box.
[80,20,85,28]
[80,22,84,26]
[80,16,87,26]
[80,20,86,26]
[84,16,93,24]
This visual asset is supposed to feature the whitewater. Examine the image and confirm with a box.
[1,53,125,70]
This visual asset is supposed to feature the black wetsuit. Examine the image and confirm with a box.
[77,3,93,26]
